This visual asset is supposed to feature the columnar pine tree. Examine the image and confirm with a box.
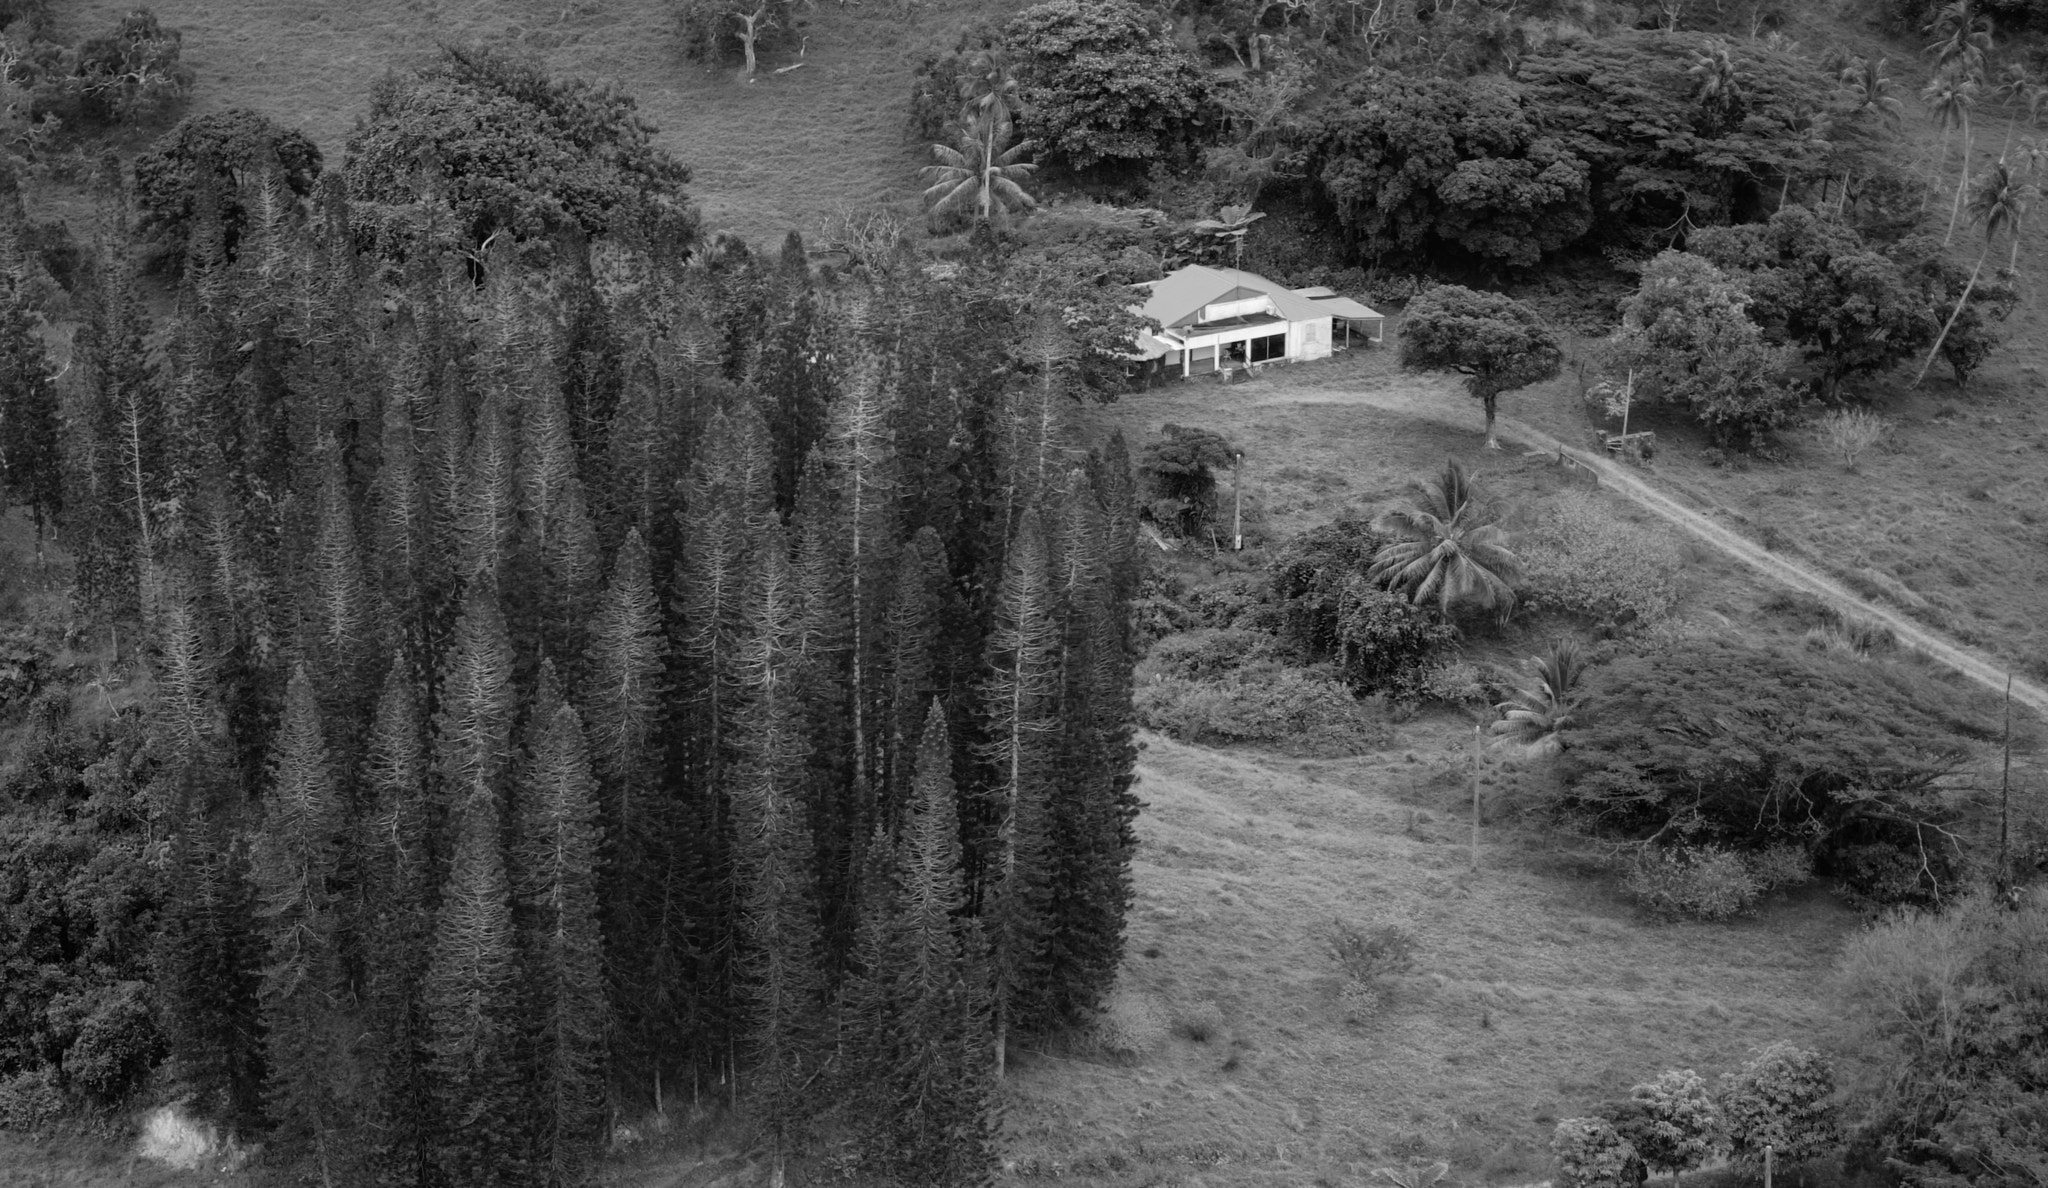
[846,703,999,1185]
[730,541,823,1188]
[251,668,352,1171]
[422,808,530,1188]
[583,528,680,1094]
[361,661,438,1188]
[512,703,609,1187]
[435,586,518,830]
[979,508,1062,1074]
[0,274,62,549]
[881,531,946,827]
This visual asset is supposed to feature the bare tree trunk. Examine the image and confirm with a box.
[731,4,772,78]
[1915,250,1987,387]
[1945,115,1973,246]
[1483,394,1501,449]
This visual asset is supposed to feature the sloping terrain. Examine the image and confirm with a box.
[55,0,1005,245]
[994,727,1851,1185]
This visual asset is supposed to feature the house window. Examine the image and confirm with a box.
[1247,333,1287,363]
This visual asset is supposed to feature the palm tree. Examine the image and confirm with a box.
[1924,0,1993,82]
[956,47,1024,140]
[1993,63,2035,157]
[1917,159,2028,386]
[1688,42,1744,132]
[1490,638,1590,757]
[920,114,1037,229]
[1367,460,1520,622]
[1923,74,1980,239]
[1840,56,1906,128]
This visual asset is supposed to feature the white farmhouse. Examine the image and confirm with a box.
[1129,265,1383,379]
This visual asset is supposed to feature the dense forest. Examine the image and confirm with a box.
[0,43,1144,1188]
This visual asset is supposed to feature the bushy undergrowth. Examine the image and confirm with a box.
[1831,894,2048,1188]
[1330,919,1416,1025]
[1519,490,1682,630]
[1623,844,1813,921]
[1135,658,1389,756]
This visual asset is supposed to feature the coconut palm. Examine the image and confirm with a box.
[1917,159,2028,385]
[956,46,1024,141]
[1923,74,1980,239]
[1839,56,1906,128]
[920,114,1037,229]
[1688,42,1744,132]
[1924,0,1993,82]
[1994,62,2034,156]
[1367,460,1520,622]
[1491,638,1590,757]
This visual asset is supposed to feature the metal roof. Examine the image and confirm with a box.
[1308,294,1383,321]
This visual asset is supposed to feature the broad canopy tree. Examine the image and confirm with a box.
[1001,0,1211,177]
[343,45,698,257]
[1399,285,1561,449]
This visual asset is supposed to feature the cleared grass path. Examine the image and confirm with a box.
[1251,380,2048,721]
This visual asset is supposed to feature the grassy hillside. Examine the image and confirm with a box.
[993,727,1851,1184]
[52,0,1018,246]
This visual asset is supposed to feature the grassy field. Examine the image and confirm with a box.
[52,0,1022,247]
[993,725,1852,1185]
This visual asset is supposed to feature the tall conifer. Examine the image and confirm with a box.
[979,508,1061,1073]
[513,704,609,1187]
[252,668,352,1168]
[730,541,822,1187]
[362,661,437,1188]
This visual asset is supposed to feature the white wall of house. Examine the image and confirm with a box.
[1288,317,1333,362]
[1197,296,1274,323]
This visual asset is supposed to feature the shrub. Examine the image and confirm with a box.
[55,980,162,1104]
[0,1067,63,1129]
[1135,661,1389,756]
[1830,894,2048,1187]
[1552,1116,1643,1188]
[1091,987,1165,1061]
[1718,1043,1839,1166]
[1624,846,1761,921]
[1146,628,1276,680]
[1519,490,1682,629]
[1138,424,1238,540]
[1400,658,1491,706]
[1829,841,1933,907]
[1609,1070,1723,1181]
[1815,408,1887,472]
[1336,581,1458,694]
[1270,517,1386,654]
[1331,919,1417,1025]
[1745,843,1813,893]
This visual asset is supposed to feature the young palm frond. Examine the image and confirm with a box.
[920,115,1037,229]
[1366,459,1520,622]
[1491,638,1590,756]
[1840,56,1905,128]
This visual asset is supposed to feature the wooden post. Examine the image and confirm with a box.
[1470,724,1483,874]
[1765,1146,1774,1188]
[1233,452,1244,551]
[2000,672,2014,889]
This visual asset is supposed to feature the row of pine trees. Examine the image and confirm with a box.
[2,176,1140,1186]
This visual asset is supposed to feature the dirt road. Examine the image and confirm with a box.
[1250,379,2048,721]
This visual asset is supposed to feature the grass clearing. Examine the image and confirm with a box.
[997,726,1851,1184]
[53,0,1025,247]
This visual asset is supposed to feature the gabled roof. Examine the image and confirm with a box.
[1132,264,1350,328]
